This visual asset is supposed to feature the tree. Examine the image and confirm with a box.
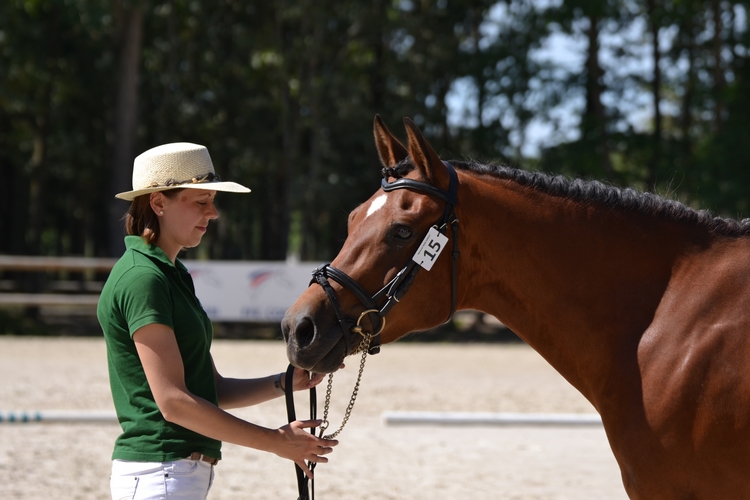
[109,0,145,256]
[1,0,749,265]
[0,0,114,258]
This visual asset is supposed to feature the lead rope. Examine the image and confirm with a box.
[319,333,372,440]
[285,332,372,499]
[285,365,316,500]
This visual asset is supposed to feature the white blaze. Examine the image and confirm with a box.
[366,194,388,218]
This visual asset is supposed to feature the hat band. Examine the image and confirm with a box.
[147,172,222,189]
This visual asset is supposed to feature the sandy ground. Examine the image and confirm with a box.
[0,337,628,499]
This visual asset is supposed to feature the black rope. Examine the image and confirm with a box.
[285,364,317,500]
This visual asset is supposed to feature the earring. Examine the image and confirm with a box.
[159,211,164,215]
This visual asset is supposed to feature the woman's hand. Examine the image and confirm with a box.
[290,367,324,392]
[288,365,344,392]
[273,419,339,478]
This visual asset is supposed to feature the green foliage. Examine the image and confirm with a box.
[0,0,114,256]
[1,0,750,263]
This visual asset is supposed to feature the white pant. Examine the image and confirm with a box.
[110,458,215,500]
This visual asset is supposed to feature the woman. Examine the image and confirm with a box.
[97,142,337,500]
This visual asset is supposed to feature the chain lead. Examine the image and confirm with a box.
[320,333,372,440]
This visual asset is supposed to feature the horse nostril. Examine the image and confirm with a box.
[294,317,316,349]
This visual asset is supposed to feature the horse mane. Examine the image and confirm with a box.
[382,159,750,237]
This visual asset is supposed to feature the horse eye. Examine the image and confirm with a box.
[394,226,413,240]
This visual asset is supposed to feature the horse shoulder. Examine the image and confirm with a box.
[621,236,750,496]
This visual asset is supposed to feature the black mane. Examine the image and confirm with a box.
[382,159,750,237]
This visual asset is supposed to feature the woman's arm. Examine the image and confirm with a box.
[212,360,326,410]
[133,323,337,477]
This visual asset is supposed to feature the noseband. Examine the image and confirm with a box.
[311,161,460,356]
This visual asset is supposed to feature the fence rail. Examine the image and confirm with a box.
[0,255,113,308]
[0,293,101,306]
[0,255,116,272]
[0,410,117,423]
[381,411,603,426]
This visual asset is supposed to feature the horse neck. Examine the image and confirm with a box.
[454,173,690,399]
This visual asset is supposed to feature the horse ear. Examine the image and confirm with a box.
[403,117,449,187]
[373,115,409,167]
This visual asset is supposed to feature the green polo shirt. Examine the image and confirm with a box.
[97,235,221,462]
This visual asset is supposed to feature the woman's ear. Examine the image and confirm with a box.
[149,192,165,215]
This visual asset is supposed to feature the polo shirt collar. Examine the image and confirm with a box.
[124,235,189,273]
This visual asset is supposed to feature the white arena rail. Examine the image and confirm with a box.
[0,410,118,423]
[381,411,602,426]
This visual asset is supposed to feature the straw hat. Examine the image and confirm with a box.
[115,142,251,201]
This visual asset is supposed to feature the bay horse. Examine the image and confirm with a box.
[281,115,750,499]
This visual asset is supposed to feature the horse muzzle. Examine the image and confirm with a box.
[281,309,350,374]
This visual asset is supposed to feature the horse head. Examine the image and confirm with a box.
[282,115,460,373]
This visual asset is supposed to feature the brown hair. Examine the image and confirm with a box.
[124,189,183,244]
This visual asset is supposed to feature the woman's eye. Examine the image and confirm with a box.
[394,226,413,240]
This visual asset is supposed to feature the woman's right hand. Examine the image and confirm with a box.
[273,419,339,478]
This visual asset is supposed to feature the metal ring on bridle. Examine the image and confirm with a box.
[350,308,386,337]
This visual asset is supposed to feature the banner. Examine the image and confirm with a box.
[184,260,323,322]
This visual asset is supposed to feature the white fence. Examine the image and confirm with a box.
[0,255,322,322]
[381,411,602,426]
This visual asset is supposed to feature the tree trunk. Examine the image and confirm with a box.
[267,2,296,260]
[470,4,486,131]
[108,3,144,257]
[681,9,696,175]
[647,0,662,191]
[300,0,324,261]
[26,109,49,256]
[711,0,724,133]
[584,14,612,178]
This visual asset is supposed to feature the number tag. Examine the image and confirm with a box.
[412,227,448,271]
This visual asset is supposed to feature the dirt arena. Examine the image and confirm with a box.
[0,336,628,499]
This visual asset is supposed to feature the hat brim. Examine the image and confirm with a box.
[115,181,251,201]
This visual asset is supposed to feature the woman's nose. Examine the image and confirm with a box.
[207,202,219,219]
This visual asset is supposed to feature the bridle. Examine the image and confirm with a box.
[285,161,460,500]
[310,161,460,356]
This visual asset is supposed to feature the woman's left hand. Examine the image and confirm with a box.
[290,365,343,392]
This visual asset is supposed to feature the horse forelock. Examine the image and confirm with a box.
[381,159,416,180]
[450,160,750,237]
